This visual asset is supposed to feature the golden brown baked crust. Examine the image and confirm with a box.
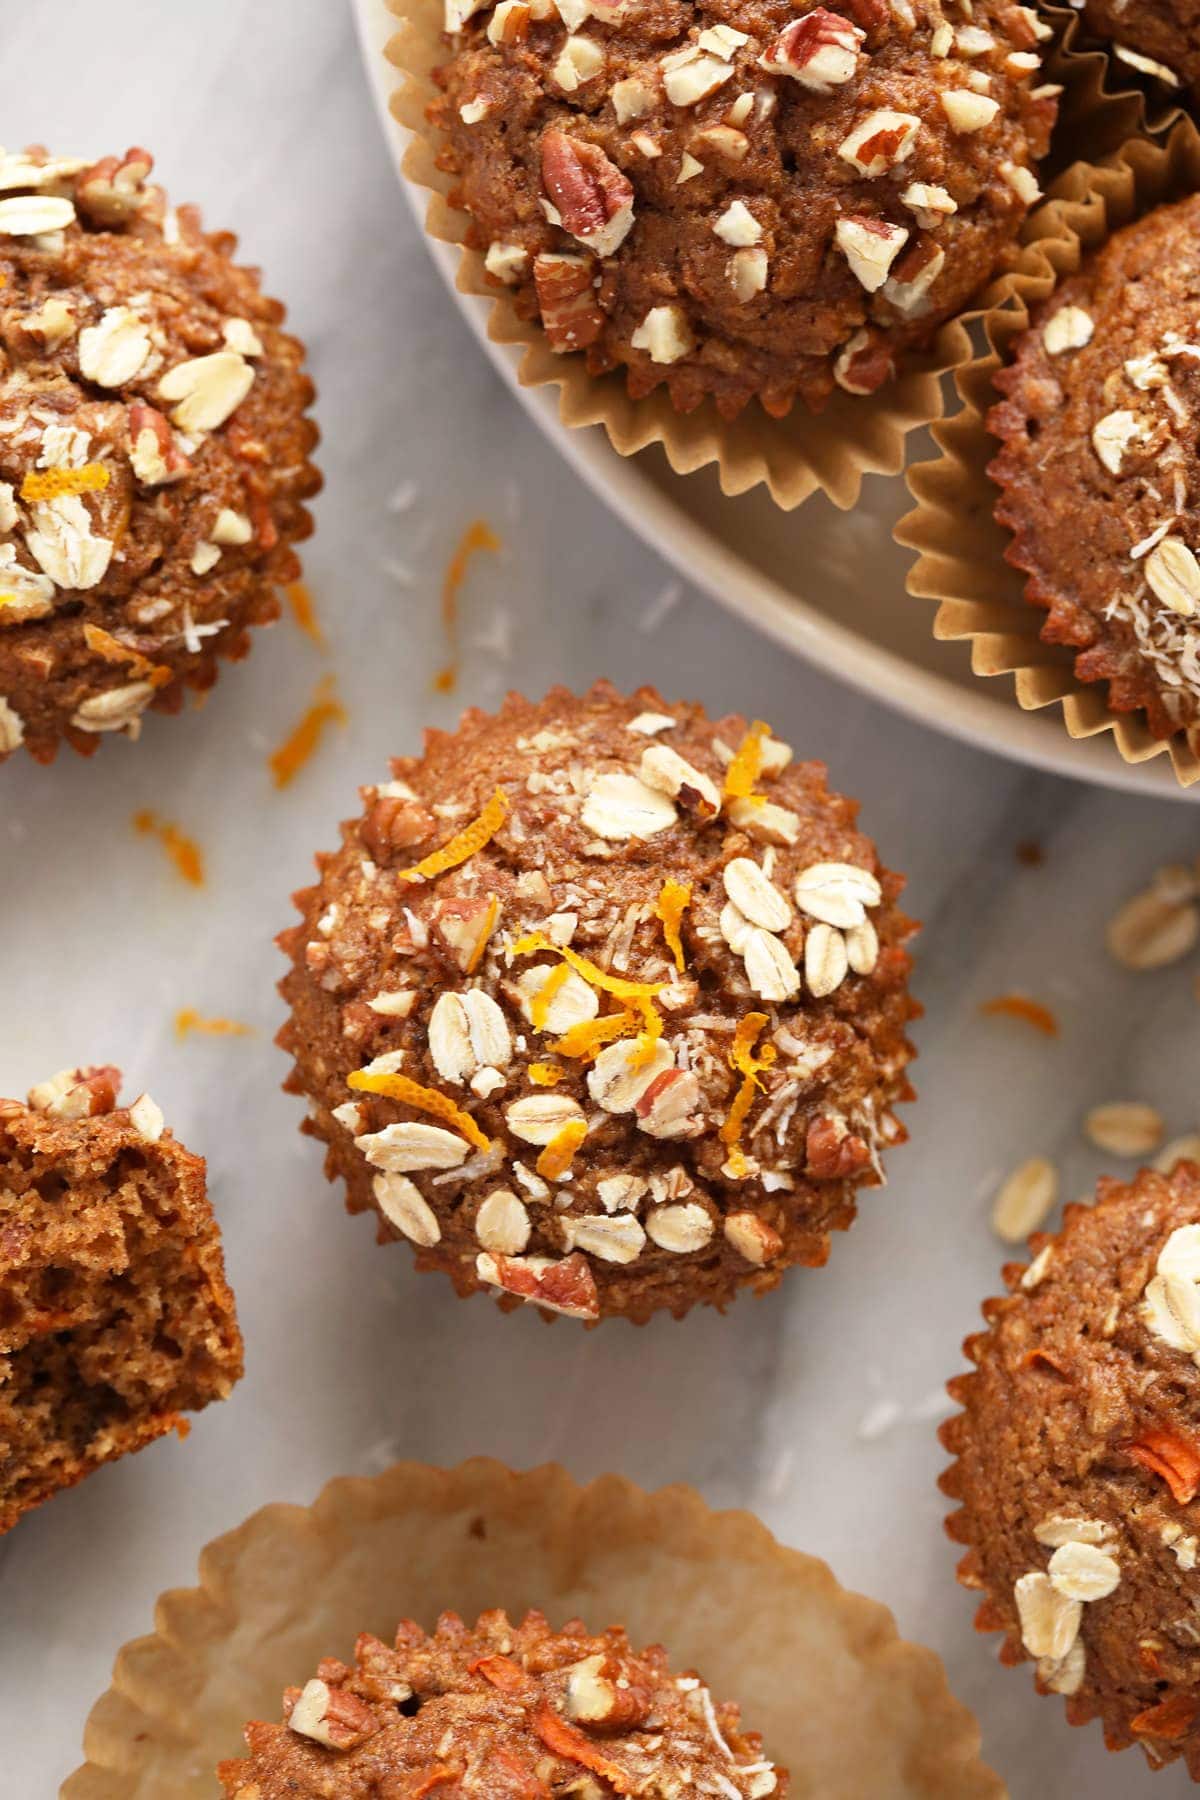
[216,1607,788,1798]
[277,682,917,1325]
[0,1066,243,1532]
[429,0,1056,419]
[941,1163,1200,1776]
[988,196,1200,749]
[0,145,320,767]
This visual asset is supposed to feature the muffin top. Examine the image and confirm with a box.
[277,683,916,1325]
[430,0,1056,419]
[217,1607,786,1798]
[989,195,1200,747]
[1083,0,1196,99]
[941,1162,1200,1775]
[0,144,318,767]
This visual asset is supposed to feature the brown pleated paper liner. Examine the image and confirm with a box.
[896,119,1200,788]
[1040,1,1188,169]
[63,1459,1003,1799]
[383,0,987,513]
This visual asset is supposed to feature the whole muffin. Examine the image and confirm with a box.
[989,196,1200,749]
[0,1065,242,1531]
[0,145,319,767]
[1083,0,1197,100]
[217,1607,786,1797]
[277,683,917,1325]
[428,0,1056,420]
[941,1162,1200,1777]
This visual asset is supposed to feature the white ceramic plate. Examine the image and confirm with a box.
[354,0,1190,800]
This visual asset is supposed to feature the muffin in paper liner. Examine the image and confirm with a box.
[63,1458,1001,1799]
[1039,0,1189,161]
[382,0,1005,515]
[896,119,1200,789]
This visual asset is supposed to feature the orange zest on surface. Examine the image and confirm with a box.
[410,1769,460,1799]
[511,934,663,1044]
[528,1062,565,1086]
[83,623,172,686]
[347,1068,490,1153]
[532,1705,634,1794]
[175,1009,252,1040]
[1130,1693,1200,1740]
[434,518,501,693]
[535,1117,588,1181]
[980,994,1059,1037]
[133,810,205,886]
[722,719,771,802]
[529,959,571,1031]
[1127,1427,1200,1504]
[269,674,346,789]
[285,580,326,647]
[21,461,110,502]
[550,1009,638,1062]
[399,787,508,883]
[466,894,502,975]
[654,878,691,972]
[720,1012,777,1165]
[469,1654,531,1695]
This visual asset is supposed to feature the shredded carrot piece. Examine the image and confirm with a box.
[654,878,691,972]
[285,580,326,648]
[173,1415,192,1441]
[175,1009,253,1040]
[347,1068,490,1153]
[536,1117,588,1180]
[399,788,508,884]
[723,719,771,802]
[980,994,1059,1037]
[269,675,346,789]
[434,518,501,693]
[528,1062,565,1086]
[1131,1693,1200,1740]
[83,623,172,687]
[21,462,110,502]
[1127,1427,1200,1504]
[550,1009,639,1062]
[410,1769,460,1799]
[133,810,204,886]
[529,959,571,1030]
[532,1705,633,1794]
[721,1012,777,1158]
[469,1654,530,1694]
[465,893,502,975]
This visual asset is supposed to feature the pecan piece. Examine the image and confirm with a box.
[75,146,154,225]
[565,1653,654,1732]
[833,328,894,395]
[806,1114,871,1178]
[534,253,605,353]
[477,1249,601,1320]
[128,402,191,487]
[362,796,437,862]
[541,131,634,257]
[285,1677,382,1751]
[759,10,865,90]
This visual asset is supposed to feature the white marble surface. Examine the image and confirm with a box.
[2,3,1200,1795]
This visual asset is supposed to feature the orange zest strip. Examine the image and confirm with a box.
[536,1118,588,1181]
[269,675,346,789]
[721,1011,777,1153]
[347,1068,491,1153]
[512,933,663,1041]
[399,787,508,883]
[1127,1427,1200,1504]
[285,580,326,648]
[550,1010,638,1062]
[723,719,771,802]
[980,994,1059,1037]
[466,894,502,975]
[653,878,691,973]
[175,1009,252,1040]
[529,960,571,1031]
[83,623,172,687]
[434,518,501,694]
[133,810,204,886]
[1130,1693,1200,1740]
[21,462,110,502]
[469,1654,531,1695]
[528,1062,565,1086]
[532,1705,634,1795]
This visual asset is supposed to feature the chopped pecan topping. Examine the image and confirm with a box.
[540,131,634,258]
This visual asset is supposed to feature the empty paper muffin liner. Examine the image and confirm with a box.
[383,0,999,514]
[896,118,1200,789]
[63,1458,1000,1798]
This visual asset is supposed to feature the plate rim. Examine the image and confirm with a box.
[354,0,1193,802]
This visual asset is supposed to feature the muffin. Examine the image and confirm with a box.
[216,1606,785,1797]
[427,0,1057,420]
[1083,0,1195,100]
[277,682,917,1325]
[940,1162,1200,1777]
[989,195,1200,750]
[0,144,320,767]
[0,1065,242,1531]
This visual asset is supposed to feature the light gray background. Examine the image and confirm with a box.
[2,4,1198,1795]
